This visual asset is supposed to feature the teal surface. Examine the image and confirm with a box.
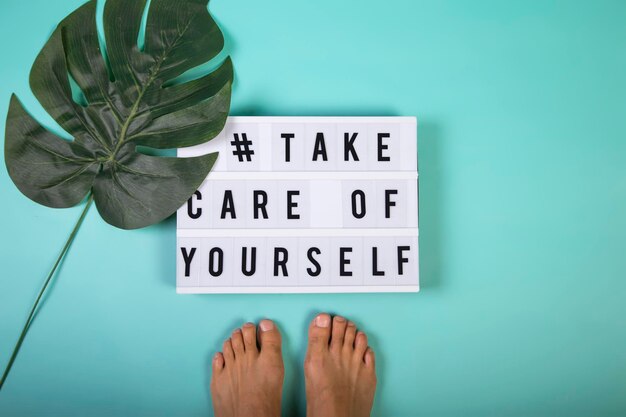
[1,0,625,416]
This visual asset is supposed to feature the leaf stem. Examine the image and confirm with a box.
[0,193,94,391]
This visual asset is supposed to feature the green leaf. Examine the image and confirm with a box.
[4,0,232,229]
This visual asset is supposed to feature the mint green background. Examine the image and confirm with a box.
[1,0,625,416]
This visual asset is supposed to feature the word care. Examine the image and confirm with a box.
[176,116,418,293]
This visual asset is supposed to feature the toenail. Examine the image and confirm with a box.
[259,319,274,331]
[244,322,255,327]
[348,321,356,327]
[233,328,241,334]
[315,314,331,327]
[213,353,221,362]
[334,316,346,322]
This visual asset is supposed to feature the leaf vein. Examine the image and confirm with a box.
[26,139,93,164]
[111,168,152,212]
[114,162,177,179]
[41,162,95,190]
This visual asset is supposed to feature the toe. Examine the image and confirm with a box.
[364,347,375,368]
[344,321,357,350]
[231,328,245,356]
[307,313,332,354]
[242,322,258,353]
[354,331,368,358]
[212,352,225,374]
[258,319,282,358]
[223,338,235,364]
[330,315,347,352]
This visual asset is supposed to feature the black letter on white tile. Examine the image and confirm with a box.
[397,246,410,275]
[344,132,359,161]
[208,247,224,277]
[181,247,196,277]
[340,247,353,276]
[312,132,328,161]
[287,190,300,220]
[351,190,366,219]
[377,133,390,162]
[242,247,257,276]
[274,247,289,276]
[385,189,398,218]
[221,190,236,219]
[187,191,202,219]
[281,133,295,162]
[254,190,268,219]
[307,247,321,277]
[372,247,384,276]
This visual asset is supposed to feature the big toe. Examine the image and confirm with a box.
[307,313,332,355]
[258,319,282,359]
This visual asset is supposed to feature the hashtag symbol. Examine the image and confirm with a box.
[230,133,255,162]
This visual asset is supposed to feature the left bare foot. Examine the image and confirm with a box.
[210,320,284,417]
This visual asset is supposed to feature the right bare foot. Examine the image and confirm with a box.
[304,313,377,417]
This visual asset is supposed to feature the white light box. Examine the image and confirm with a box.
[176,116,418,293]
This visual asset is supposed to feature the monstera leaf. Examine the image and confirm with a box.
[1,0,232,391]
[5,0,232,229]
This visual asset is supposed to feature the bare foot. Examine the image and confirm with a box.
[210,320,284,417]
[304,313,377,417]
